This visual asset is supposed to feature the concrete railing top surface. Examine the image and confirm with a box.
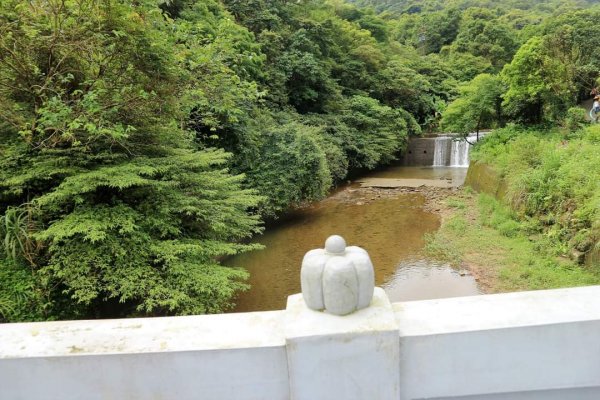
[2,285,600,360]
[0,310,285,359]
[395,285,600,337]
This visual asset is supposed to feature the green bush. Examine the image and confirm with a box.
[474,128,600,263]
[340,95,409,169]
[564,107,588,131]
[0,0,263,319]
[497,220,521,237]
[241,118,332,217]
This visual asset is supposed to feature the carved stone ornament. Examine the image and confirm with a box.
[300,235,375,316]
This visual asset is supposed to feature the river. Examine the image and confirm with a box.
[227,166,481,313]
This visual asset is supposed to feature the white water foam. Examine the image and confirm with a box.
[434,133,481,168]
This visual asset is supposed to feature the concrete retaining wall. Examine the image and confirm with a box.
[401,137,436,166]
[2,286,600,399]
[464,160,507,199]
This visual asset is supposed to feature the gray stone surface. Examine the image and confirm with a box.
[401,137,436,166]
[300,235,375,316]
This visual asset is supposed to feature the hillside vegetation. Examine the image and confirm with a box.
[0,0,599,321]
[472,125,600,264]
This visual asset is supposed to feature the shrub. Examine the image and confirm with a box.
[564,107,588,131]
[475,128,599,263]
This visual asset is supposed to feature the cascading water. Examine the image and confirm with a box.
[433,133,481,168]
[433,137,450,167]
[450,138,470,167]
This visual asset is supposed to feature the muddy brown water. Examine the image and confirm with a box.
[228,167,480,313]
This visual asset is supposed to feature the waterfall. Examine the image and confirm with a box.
[450,139,470,167]
[433,137,450,167]
[433,133,481,168]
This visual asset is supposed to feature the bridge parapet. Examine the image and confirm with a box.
[1,240,600,400]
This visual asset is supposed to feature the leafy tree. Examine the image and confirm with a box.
[540,10,600,100]
[499,9,600,123]
[442,74,503,137]
[390,8,461,54]
[357,13,389,42]
[0,0,262,319]
[340,96,409,169]
[221,0,288,34]
[443,51,493,83]
[375,59,434,120]
[238,115,333,217]
[501,36,574,123]
[450,8,520,70]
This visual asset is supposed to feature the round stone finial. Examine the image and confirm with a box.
[301,235,375,315]
[325,235,346,254]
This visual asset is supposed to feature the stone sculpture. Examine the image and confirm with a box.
[300,235,375,315]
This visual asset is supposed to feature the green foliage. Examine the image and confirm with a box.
[442,73,503,134]
[374,56,440,124]
[476,194,599,289]
[564,107,588,131]
[449,8,520,70]
[501,37,570,123]
[473,126,600,263]
[390,7,461,54]
[423,232,462,265]
[339,96,409,169]
[352,0,600,127]
[445,198,466,209]
[239,116,333,217]
[443,52,493,83]
[0,205,37,264]
[478,194,522,237]
[501,9,600,123]
[3,0,600,321]
[427,192,600,293]
[0,0,262,319]
[350,0,598,15]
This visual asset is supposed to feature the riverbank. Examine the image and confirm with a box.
[424,189,600,294]
[228,155,597,312]
[337,182,600,295]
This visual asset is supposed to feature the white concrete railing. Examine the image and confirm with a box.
[1,285,600,400]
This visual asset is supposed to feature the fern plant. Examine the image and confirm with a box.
[0,204,41,266]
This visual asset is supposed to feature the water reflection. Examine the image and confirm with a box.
[384,259,481,302]
[227,170,480,313]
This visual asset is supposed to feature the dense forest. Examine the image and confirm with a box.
[0,0,598,321]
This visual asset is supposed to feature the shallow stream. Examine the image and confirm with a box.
[228,166,480,312]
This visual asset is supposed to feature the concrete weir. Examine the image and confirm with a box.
[401,133,486,167]
[1,285,600,399]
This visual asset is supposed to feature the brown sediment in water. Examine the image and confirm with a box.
[227,167,481,313]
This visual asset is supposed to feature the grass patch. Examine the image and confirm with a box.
[426,192,600,292]
[424,232,462,265]
[471,125,600,258]
[445,198,467,210]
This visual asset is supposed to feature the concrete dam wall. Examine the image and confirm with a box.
[401,134,481,167]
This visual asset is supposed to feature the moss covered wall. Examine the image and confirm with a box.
[465,161,507,200]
